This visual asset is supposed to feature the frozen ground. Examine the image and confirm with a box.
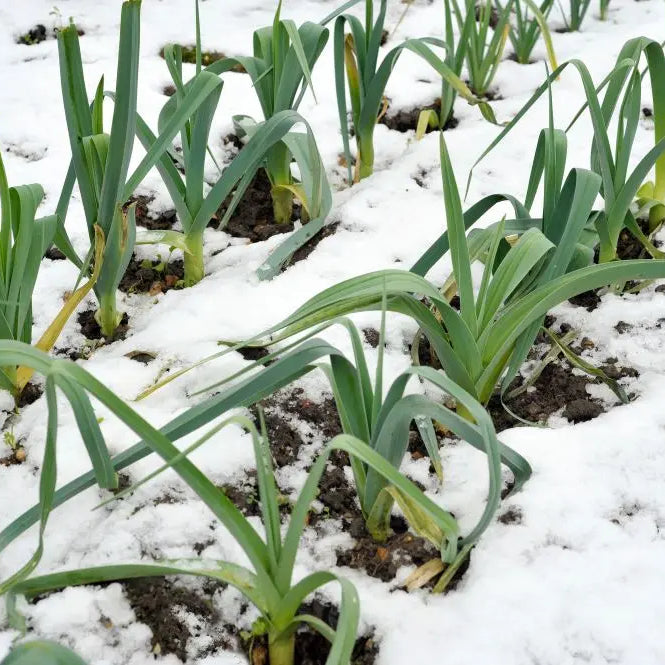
[1,0,665,663]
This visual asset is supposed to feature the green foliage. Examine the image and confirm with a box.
[0,152,56,396]
[56,1,223,333]
[6,417,365,665]
[455,0,513,97]
[334,0,495,183]
[473,38,665,263]
[0,641,87,665]
[498,0,557,66]
[560,0,592,31]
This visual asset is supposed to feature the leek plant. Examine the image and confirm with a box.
[0,347,474,661]
[458,0,513,97]
[498,0,558,66]
[474,38,665,263]
[413,114,627,398]
[560,0,592,31]
[0,152,103,403]
[0,309,525,599]
[6,416,368,665]
[225,135,665,410]
[207,1,329,227]
[56,1,225,335]
[334,0,495,183]
[417,0,468,136]
[143,1,333,281]
[190,312,530,571]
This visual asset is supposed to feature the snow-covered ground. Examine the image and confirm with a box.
[1,0,665,663]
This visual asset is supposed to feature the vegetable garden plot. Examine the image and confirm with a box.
[1,0,665,664]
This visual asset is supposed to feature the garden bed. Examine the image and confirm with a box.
[1,1,665,664]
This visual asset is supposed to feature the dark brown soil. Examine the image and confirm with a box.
[17,382,43,408]
[337,514,439,583]
[159,46,246,72]
[570,219,657,311]
[236,346,270,362]
[256,389,342,467]
[44,246,66,261]
[498,506,523,525]
[487,360,619,432]
[380,99,458,133]
[118,255,184,295]
[126,195,177,230]
[219,472,262,518]
[616,223,653,261]
[216,169,302,242]
[78,309,129,342]
[241,599,378,665]
[125,351,157,365]
[17,25,84,45]
[17,24,47,45]
[568,289,602,312]
[363,328,380,348]
[123,577,226,661]
[286,222,340,268]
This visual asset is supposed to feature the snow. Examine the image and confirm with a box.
[1,0,665,663]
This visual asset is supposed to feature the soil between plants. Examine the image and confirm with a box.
[121,576,377,664]
[569,219,659,311]
[158,45,246,71]
[244,390,444,585]
[215,169,302,242]
[118,255,184,295]
[78,309,129,342]
[417,326,637,432]
[126,195,177,231]
[379,99,458,133]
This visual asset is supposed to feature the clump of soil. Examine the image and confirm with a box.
[498,506,523,525]
[380,99,458,133]
[118,255,184,295]
[159,45,246,71]
[616,222,655,261]
[44,246,66,261]
[216,169,302,242]
[17,382,43,408]
[337,514,439,583]
[78,309,129,342]
[363,328,380,348]
[123,577,225,661]
[569,289,602,312]
[126,195,177,231]
[236,346,270,362]
[17,25,84,46]
[487,361,611,432]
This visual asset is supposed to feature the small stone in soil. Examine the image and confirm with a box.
[562,398,603,423]
[44,246,67,261]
